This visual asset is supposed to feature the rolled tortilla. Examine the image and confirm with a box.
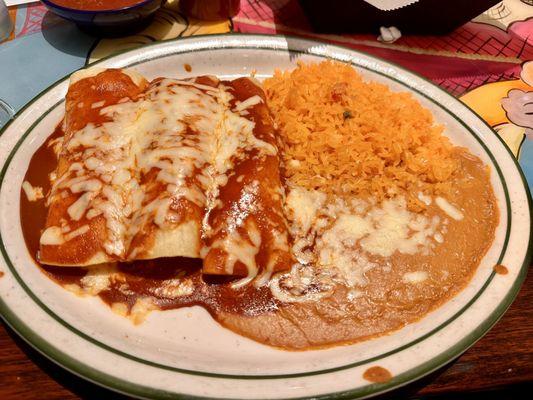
[126,76,224,260]
[40,68,148,266]
[40,70,226,266]
[40,71,292,281]
[201,77,292,285]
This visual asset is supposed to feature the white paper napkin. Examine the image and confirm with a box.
[364,0,420,11]
[5,0,39,7]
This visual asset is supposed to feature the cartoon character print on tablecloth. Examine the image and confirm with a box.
[461,61,533,186]
[473,0,533,30]
[87,0,232,62]
[458,1,533,185]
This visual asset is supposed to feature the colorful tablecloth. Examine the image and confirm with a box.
[1,0,532,190]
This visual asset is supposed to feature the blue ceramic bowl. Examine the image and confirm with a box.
[40,0,166,37]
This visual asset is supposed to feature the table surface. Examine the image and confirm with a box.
[1,1,532,398]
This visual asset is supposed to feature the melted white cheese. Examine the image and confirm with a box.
[211,220,262,288]
[47,137,63,158]
[80,266,113,295]
[67,191,95,221]
[153,278,194,298]
[130,297,157,325]
[44,74,283,282]
[269,263,334,303]
[64,224,90,241]
[22,181,44,202]
[282,188,444,292]
[234,95,263,113]
[285,187,327,234]
[403,271,428,283]
[40,226,65,245]
[91,100,106,109]
[359,198,440,257]
[418,192,432,206]
[318,197,440,260]
[317,214,377,287]
[435,197,464,221]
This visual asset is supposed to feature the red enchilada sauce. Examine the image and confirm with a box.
[49,0,148,11]
[21,125,277,316]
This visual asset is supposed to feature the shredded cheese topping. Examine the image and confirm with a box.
[403,271,429,283]
[44,76,278,274]
[22,181,44,202]
[435,197,464,221]
[272,187,452,302]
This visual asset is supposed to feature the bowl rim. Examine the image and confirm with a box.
[40,0,161,15]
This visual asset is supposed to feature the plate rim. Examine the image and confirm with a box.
[0,41,518,379]
[0,33,531,400]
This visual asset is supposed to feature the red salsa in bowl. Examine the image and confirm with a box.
[41,0,166,36]
[48,0,149,11]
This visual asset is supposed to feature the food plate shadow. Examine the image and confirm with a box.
[40,11,98,58]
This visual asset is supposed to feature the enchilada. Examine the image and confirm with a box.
[201,77,292,285]
[40,68,148,266]
[39,69,291,284]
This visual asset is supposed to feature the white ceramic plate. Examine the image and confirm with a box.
[0,34,531,399]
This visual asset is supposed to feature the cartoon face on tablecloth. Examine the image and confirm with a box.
[461,61,533,186]
[473,0,533,29]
